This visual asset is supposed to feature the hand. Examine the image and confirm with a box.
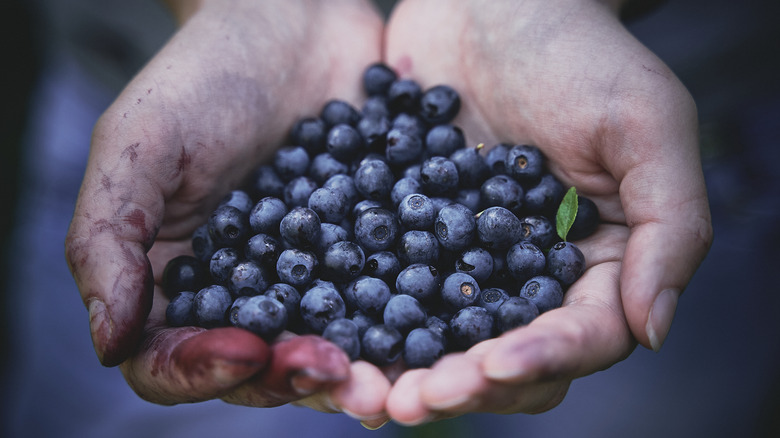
[383,0,713,424]
[64,0,390,423]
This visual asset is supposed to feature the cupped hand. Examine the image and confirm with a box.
[64,0,390,420]
[383,0,713,424]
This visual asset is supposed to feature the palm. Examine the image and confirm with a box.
[382,0,710,422]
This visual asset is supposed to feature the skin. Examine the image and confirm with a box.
[382,0,712,424]
[63,0,713,429]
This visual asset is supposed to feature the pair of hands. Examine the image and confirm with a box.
[64,0,712,428]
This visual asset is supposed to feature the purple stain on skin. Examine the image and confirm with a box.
[121,142,140,162]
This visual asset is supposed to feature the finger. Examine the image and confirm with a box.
[386,368,434,425]
[328,361,391,423]
[221,335,351,407]
[119,326,269,404]
[607,91,713,351]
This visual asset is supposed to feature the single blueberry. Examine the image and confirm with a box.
[228,295,250,327]
[308,187,349,224]
[208,205,250,248]
[322,240,365,283]
[320,99,361,127]
[363,62,398,96]
[343,275,392,317]
[475,206,523,251]
[209,247,241,285]
[434,203,476,252]
[441,272,482,311]
[308,152,349,185]
[191,224,215,264]
[418,84,461,125]
[289,117,327,155]
[448,306,494,351]
[505,144,544,184]
[248,165,285,199]
[228,260,271,298]
[495,296,539,333]
[385,128,424,166]
[506,241,547,284]
[362,95,390,119]
[420,156,459,196]
[354,207,399,253]
[323,174,359,208]
[299,285,346,333]
[395,263,441,303]
[273,145,310,182]
[361,324,404,366]
[546,241,586,286]
[450,147,489,188]
[363,251,401,284]
[249,196,288,235]
[193,285,233,329]
[354,159,394,201]
[478,287,510,315]
[276,248,319,288]
[386,79,423,115]
[519,215,558,250]
[524,173,565,216]
[282,176,318,209]
[403,327,446,369]
[383,294,427,335]
[314,222,350,258]
[264,283,302,328]
[425,124,465,158]
[480,174,524,215]
[358,115,391,152]
[519,276,564,313]
[166,291,196,327]
[323,318,361,361]
[235,295,288,341]
[484,143,512,176]
[162,255,208,299]
[244,233,282,271]
[391,177,423,208]
[397,230,440,266]
[326,123,365,162]
[568,196,600,241]
[279,206,321,249]
[392,113,428,139]
[398,193,435,231]
[455,247,494,284]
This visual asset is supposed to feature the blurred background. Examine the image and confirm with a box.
[1,0,778,437]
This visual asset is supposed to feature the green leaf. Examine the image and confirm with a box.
[556,187,579,241]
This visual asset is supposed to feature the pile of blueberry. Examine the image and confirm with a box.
[163,63,599,369]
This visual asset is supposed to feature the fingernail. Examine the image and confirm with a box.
[646,289,679,352]
[361,418,391,430]
[88,299,111,361]
[394,413,437,427]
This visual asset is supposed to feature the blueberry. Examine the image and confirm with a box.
[323,318,361,361]
[289,117,327,155]
[314,222,350,258]
[391,113,428,139]
[326,123,365,162]
[397,230,439,267]
[209,247,241,285]
[429,196,455,215]
[453,189,481,214]
[282,176,319,209]
[449,147,489,188]
[343,275,392,317]
[363,251,401,284]
[475,206,523,251]
[244,233,282,270]
[249,165,285,199]
[191,224,215,264]
[279,206,321,249]
[193,285,233,329]
[362,95,391,119]
[441,272,481,311]
[308,187,349,224]
[425,124,465,158]
[402,163,422,181]
[208,205,250,248]
[418,85,461,125]
[546,241,586,286]
[506,241,546,284]
[351,310,378,340]
[273,145,310,182]
[218,190,254,215]
[162,255,208,299]
[519,215,558,250]
[383,294,427,335]
[568,196,600,241]
[385,128,424,166]
[519,276,564,313]
[228,295,250,327]
[359,115,392,153]
[420,156,459,196]
[398,193,435,231]
[449,306,494,351]
[455,247,494,284]
[166,291,196,327]
[478,287,510,315]
[484,143,512,175]
[391,177,422,208]
[505,144,544,184]
[235,295,288,341]
[354,207,399,253]
[228,260,271,298]
[276,248,318,288]
[434,203,475,251]
[323,174,359,208]
[351,199,385,220]
[263,283,301,328]
[387,79,422,115]
[249,197,288,235]
[524,174,565,216]
[495,296,539,333]
[309,152,349,185]
[403,328,446,369]
[320,99,361,127]
[425,315,450,341]
[480,174,524,214]
[362,62,397,96]
[299,285,346,333]
[361,324,404,366]
[322,240,365,283]
[354,159,394,201]
[395,263,441,303]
